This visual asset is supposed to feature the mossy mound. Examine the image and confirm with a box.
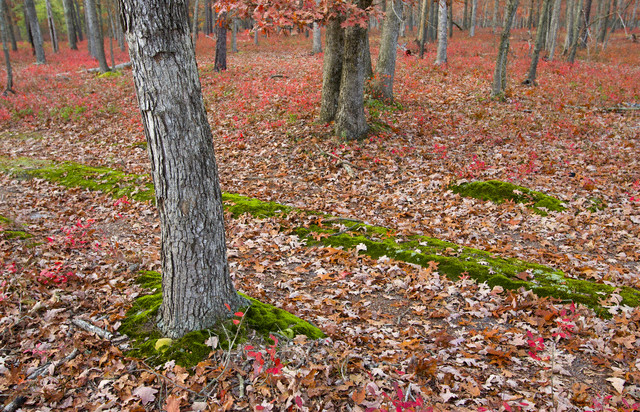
[295,221,640,316]
[0,214,34,242]
[0,157,155,202]
[450,180,566,216]
[97,71,122,78]
[0,157,292,218]
[119,271,324,368]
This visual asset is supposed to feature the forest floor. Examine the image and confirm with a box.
[0,28,639,411]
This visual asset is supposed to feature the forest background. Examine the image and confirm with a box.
[0,0,639,410]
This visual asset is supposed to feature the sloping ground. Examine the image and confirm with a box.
[1,30,639,410]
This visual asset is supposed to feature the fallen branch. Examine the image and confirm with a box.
[2,396,26,412]
[27,348,79,380]
[72,318,113,340]
[86,61,132,73]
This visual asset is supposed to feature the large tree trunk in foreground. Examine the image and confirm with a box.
[372,0,402,101]
[319,17,344,123]
[335,19,369,140]
[24,0,45,63]
[120,0,246,339]
[492,0,520,97]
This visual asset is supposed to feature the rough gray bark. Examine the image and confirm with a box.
[0,0,13,94]
[418,0,429,57]
[563,0,576,52]
[335,20,369,140]
[493,0,501,31]
[72,0,83,41]
[86,0,108,72]
[231,18,238,52]
[372,0,402,101]
[470,0,479,35]
[464,0,469,28]
[491,0,520,97]
[598,0,611,42]
[567,0,583,61]
[1,0,16,51]
[435,0,447,64]
[312,22,322,54]
[24,0,45,63]
[546,0,561,59]
[429,0,438,40]
[45,0,58,53]
[120,0,246,339]
[319,17,344,122]
[364,28,373,79]
[62,0,78,49]
[580,0,593,46]
[191,0,199,46]
[214,13,227,71]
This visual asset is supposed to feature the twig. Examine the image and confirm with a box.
[72,318,113,340]
[27,348,79,380]
[2,396,26,412]
[329,223,361,237]
[86,61,131,73]
[269,74,288,79]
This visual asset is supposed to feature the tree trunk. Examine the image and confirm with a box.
[448,0,453,36]
[364,27,373,79]
[563,0,576,52]
[86,0,109,72]
[335,21,369,140]
[62,0,78,49]
[598,0,611,42]
[45,0,58,52]
[464,0,469,28]
[492,0,520,97]
[24,0,45,63]
[312,22,322,54]
[546,0,561,59]
[470,0,479,35]
[1,0,16,51]
[435,0,447,64]
[214,13,227,71]
[493,0,501,31]
[72,0,83,41]
[372,0,402,102]
[319,17,344,122]
[231,18,238,52]
[567,0,583,61]
[120,0,246,339]
[418,0,429,57]
[0,0,13,94]
[524,0,551,85]
[191,0,199,46]
[580,0,593,46]
[429,0,438,40]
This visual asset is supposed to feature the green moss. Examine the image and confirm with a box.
[450,180,566,216]
[221,193,292,218]
[295,221,640,315]
[2,230,33,240]
[97,71,122,78]
[0,157,155,202]
[587,197,607,212]
[0,215,10,225]
[119,271,324,368]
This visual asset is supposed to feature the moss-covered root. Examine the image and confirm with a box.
[119,271,324,368]
[450,180,566,216]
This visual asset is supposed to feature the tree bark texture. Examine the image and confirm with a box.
[319,17,343,122]
[335,22,369,140]
[435,0,447,64]
[470,0,479,35]
[62,0,78,49]
[45,0,58,53]
[372,0,402,102]
[493,0,501,31]
[120,0,246,339]
[546,0,561,59]
[214,13,227,71]
[312,22,322,54]
[0,0,13,94]
[1,0,16,51]
[491,0,520,97]
[418,0,429,57]
[524,0,551,84]
[567,0,583,61]
[72,0,83,41]
[364,28,373,79]
[24,0,45,63]
[580,0,593,46]
[86,0,109,72]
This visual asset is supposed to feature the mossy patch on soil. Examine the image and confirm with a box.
[119,271,324,368]
[450,180,566,216]
[0,214,34,242]
[0,157,155,202]
[295,220,640,316]
[3,156,636,317]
